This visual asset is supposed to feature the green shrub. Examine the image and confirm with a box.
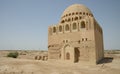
[7,52,19,58]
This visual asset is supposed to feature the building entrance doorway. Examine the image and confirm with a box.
[75,48,80,62]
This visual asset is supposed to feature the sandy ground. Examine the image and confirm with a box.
[0,50,120,74]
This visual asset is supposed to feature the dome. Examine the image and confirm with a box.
[61,4,92,18]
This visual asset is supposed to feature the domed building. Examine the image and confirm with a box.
[48,4,104,64]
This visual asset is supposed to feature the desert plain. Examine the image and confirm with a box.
[0,50,120,74]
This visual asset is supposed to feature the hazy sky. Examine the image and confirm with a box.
[0,0,120,50]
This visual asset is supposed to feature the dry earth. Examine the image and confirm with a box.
[0,50,120,74]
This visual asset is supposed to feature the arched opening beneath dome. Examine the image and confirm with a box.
[86,13,88,15]
[73,22,77,30]
[59,26,62,32]
[68,18,71,22]
[53,27,56,33]
[65,24,70,31]
[76,12,78,15]
[79,12,82,15]
[83,12,85,15]
[61,20,65,23]
[72,12,75,15]
[66,14,68,17]
[81,21,86,28]
[89,14,91,16]
[69,13,71,16]
[74,17,78,21]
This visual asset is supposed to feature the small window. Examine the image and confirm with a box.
[76,12,78,15]
[74,17,78,21]
[53,27,56,33]
[68,18,71,22]
[79,12,82,14]
[83,12,85,15]
[65,24,69,31]
[73,23,77,30]
[61,20,64,23]
[81,21,85,28]
[69,13,71,16]
[79,16,82,19]
[86,13,88,15]
[86,38,87,41]
[48,45,50,48]
[72,13,74,15]
[59,26,62,32]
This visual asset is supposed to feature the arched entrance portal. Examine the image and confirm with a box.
[66,52,70,60]
[62,44,75,62]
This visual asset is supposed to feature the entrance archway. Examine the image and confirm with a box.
[63,44,74,61]
[66,52,70,60]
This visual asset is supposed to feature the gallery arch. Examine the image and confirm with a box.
[81,21,86,28]
[53,27,56,33]
[59,26,62,32]
[72,22,77,30]
[65,24,69,31]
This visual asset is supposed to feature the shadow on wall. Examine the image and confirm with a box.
[98,57,113,64]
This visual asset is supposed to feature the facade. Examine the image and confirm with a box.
[48,4,104,64]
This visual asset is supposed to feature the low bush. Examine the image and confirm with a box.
[7,52,19,58]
